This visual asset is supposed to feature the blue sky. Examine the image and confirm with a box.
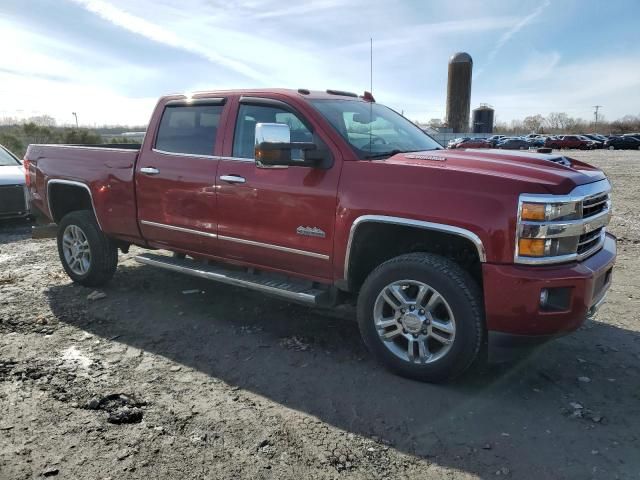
[1,0,638,126]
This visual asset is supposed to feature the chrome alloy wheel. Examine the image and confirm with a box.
[373,280,456,364]
[62,224,92,275]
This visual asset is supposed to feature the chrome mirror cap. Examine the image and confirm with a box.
[255,123,291,145]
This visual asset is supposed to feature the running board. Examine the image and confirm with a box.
[134,253,330,305]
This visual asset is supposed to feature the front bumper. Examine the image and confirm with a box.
[483,233,616,339]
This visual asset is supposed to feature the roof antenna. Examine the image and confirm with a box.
[369,37,373,155]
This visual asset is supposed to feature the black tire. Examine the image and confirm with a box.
[357,253,484,383]
[56,210,118,287]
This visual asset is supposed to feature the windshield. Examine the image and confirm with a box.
[311,99,442,159]
[0,146,20,166]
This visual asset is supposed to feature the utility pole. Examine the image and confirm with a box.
[592,105,602,131]
[72,112,78,128]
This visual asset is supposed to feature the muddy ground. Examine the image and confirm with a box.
[1,149,639,480]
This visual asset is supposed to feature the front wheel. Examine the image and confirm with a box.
[357,253,484,382]
[57,210,118,287]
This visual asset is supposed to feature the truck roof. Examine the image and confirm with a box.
[161,88,371,102]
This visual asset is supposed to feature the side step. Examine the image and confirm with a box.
[134,253,330,305]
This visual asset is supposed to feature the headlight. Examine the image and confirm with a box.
[515,183,612,265]
[520,201,580,222]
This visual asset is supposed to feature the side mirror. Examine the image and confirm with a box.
[254,123,317,167]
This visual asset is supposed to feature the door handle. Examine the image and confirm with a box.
[220,174,246,184]
[140,167,160,175]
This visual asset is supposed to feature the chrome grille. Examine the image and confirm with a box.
[582,192,609,218]
[577,227,604,255]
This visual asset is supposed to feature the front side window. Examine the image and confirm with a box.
[311,99,442,159]
[155,104,223,155]
[233,104,312,159]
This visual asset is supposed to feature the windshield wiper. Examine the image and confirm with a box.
[363,149,436,159]
[363,149,408,159]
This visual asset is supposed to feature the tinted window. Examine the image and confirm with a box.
[155,104,223,155]
[232,104,312,159]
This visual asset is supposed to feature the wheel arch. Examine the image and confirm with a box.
[343,215,486,292]
[47,180,101,228]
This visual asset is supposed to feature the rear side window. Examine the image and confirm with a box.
[155,104,223,155]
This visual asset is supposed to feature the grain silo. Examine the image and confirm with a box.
[472,104,494,134]
[445,52,473,132]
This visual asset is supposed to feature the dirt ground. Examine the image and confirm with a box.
[1,149,639,480]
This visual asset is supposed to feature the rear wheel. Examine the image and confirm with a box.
[57,210,118,287]
[357,253,484,382]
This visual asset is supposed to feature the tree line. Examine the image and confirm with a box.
[493,112,640,135]
[0,116,143,157]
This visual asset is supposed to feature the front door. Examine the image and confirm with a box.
[216,98,341,280]
[136,99,226,254]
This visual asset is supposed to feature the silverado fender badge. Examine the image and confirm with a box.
[404,154,447,162]
[296,226,326,238]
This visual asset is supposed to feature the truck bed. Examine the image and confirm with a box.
[26,143,142,242]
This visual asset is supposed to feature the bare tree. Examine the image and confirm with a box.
[523,114,545,133]
[27,115,56,127]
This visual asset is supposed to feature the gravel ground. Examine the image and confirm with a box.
[1,149,639,480]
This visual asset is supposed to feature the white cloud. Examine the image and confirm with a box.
[476,55,640,120]
[488,0,551,61]
[1,0,638,126]
[518,51,561,82]
[0,70,156,125]
[68,0,266,82]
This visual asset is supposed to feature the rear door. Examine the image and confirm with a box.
[215,96,341,280]
[136,97,227,254]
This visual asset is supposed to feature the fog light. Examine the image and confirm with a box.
[539,287,572,312]
[540,288,549,307]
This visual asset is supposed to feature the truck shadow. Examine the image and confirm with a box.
[46,262,640,479]
[0,218,32,245]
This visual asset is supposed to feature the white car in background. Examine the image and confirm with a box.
[0,145,30,219]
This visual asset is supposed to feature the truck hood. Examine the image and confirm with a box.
[385,149,604,194]
[0,165,25,186]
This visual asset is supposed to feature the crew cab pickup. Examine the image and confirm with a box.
[25,89,616,382]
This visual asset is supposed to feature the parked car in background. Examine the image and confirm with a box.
[604,136,640,150]
[545,135,596,150]
[525,137,545,147]
[0,144,30,219]
[447,137,469,148]
[584,134,608,144]
[497,137,531,150]
[578,135,602,149]
[448,138,492,149]
[622,134,640,142]
[486,135,506,147]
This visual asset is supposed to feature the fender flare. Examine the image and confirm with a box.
[343,215,486,282]
[47,179,103,230]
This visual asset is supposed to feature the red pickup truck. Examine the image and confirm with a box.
[25,88,616,382]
